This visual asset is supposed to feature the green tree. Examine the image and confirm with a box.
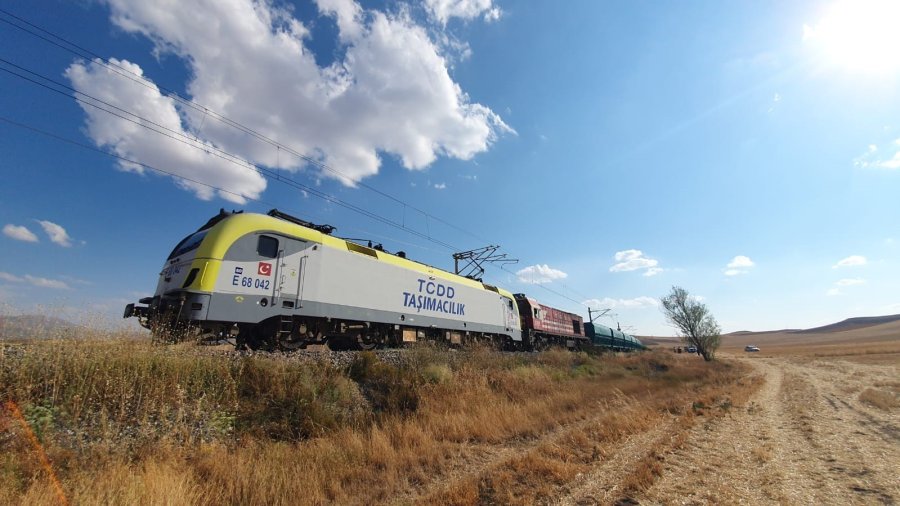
[660,286,721,361]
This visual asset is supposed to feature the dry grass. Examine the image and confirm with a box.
[418,355,756,505]
[858,388,899,410]
[751,444,774,463]
[0,338,753,505]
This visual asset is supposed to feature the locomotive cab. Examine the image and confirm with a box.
[124,209,241,337]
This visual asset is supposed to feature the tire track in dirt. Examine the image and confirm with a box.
[554,418,676,506]
[783,357,899,505]
[637,357,899,505]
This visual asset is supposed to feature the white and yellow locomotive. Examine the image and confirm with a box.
[125,209,522,350]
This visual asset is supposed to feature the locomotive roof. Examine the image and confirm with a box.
[197,211,517,300]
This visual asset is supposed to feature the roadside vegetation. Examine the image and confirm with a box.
[0,336,754,505]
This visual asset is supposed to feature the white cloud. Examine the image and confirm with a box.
[424,0,502,24]
[826,277,865,296]
[69,0,511,203]
[854,140,900,170]
[582,296,658,310]
[0,272,24,283]
[832,255,867,268]
[727,255,755,269]
[516,264,568,284]
[60,275,93,286]
[768,93,781,113]
[609,250,661,275]
[66,58,267,204]
[433,182,447,189]
[317,0,364,41]
[0,272,70,290]
[37,220,74,247]
[724,255,755,276]
[24,276,71,290]
[643,267,663,277]
[3,224,39,243]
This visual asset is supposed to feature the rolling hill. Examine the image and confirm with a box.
[641,314,900,352]
[720,314,900,352]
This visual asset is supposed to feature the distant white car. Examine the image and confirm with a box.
[745,345,760,352]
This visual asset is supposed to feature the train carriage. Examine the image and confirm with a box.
[585,322,645,351]
[513,294,588,349]
[125,209,522,350]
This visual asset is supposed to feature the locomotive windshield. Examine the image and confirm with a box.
[166,230,209,260]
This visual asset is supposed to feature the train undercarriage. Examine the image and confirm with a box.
[132,307,521,352]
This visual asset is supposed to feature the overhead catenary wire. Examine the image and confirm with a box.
[497,265,590,309]
[0,8,620,318]
[0,114,444,257]
[0,59,461,253]
[0,7,493,246]
[0,110,602,317]
[0,115,276,207]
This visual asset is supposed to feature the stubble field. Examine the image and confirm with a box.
[1,325,897,505]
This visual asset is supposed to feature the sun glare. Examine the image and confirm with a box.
[805,0,900,73]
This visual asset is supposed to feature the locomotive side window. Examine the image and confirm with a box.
[257,235,279,258]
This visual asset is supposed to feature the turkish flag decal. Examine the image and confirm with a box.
[258,262,272,276]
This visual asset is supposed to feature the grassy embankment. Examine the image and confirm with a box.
[1,337,757,505]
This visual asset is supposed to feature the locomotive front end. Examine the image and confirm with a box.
[123,212,230,340]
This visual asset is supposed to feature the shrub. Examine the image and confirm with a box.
[421,364,453,384]
[349,352,420,415]
[236,358,367,440]
[22,403,56,443]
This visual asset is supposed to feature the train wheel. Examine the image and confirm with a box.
[277,333,307,351]
[241,325,275,351]
[356,336,378,351]
[235,330,248,351]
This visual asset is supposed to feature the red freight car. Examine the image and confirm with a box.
[514,294,586,349]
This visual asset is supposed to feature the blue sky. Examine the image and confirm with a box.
[1,0,899,335]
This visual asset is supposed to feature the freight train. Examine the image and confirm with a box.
[124,209,644,352]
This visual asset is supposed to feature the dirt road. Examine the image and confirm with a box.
[634,355,899,505]
[413,354,898,505]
